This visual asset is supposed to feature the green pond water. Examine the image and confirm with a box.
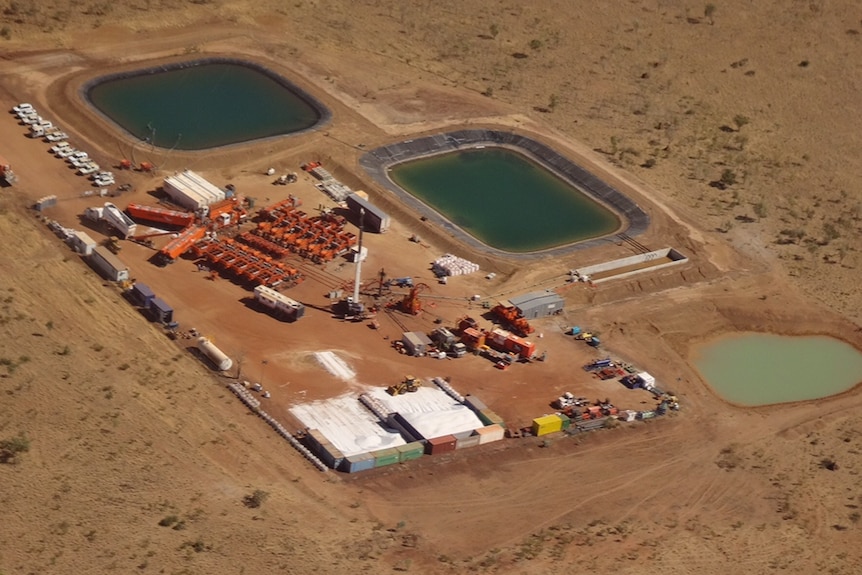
[389,148,620,252]
[694,333,862,405]
[87,62,322,150]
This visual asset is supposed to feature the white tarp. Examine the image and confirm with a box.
[368,386,483,439]
[290,393,405,457]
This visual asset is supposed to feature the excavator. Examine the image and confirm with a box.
[386,375,422,396]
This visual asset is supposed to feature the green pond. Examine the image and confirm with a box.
[87,62,323,150]
[694,333,862,405]
[389,147,620,252]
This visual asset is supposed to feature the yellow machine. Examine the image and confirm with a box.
[386,376,422,396]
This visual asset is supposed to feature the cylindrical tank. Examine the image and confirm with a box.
[197,336,233,371]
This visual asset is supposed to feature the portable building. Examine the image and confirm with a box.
[68,230,96,255]
[401,331,433,356]
[507,290,565,319]
[637,372,656,390]
[396,442,425,462]
[425,435,457,455]
[463,395,488,413]
[620,410,638,422]
[341,452,375,473]
[346,192,390,233]
[532,414,563,436]
[148,297,174,325]
[129,283,155,307]
[88,245,130,282]
[430,327,456,348]
[254,285,305,321]
[163,170,226,211]
[475,424,505,444]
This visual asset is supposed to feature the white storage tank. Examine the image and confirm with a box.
[197,337,233,371]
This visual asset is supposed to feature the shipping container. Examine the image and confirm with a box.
[425,435,457,455]
[305,429,329,453]
[396,442,425,462]
[386,412,425,443]
[475,423,505,444]
[456,433,481,450]
[463,395,488,413]
[478,409,504,427]
[557,413,571,430]
[318,442,345,470]
[371,447,401,468]
[532,414,563,436]
[88,245,130,282]
[341,452,375,473]
[129,283,155,307]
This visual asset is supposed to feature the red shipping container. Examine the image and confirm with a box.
[425,435,457,455]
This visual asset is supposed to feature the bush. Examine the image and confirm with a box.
[0,433,30,464]
[243,489,269,508]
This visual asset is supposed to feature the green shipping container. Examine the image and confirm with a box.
[396,442,425,462]
[372,447,401,468]
[478,409,505,426]
[557,413,571,430]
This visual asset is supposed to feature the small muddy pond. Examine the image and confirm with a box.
[693,333,862,405]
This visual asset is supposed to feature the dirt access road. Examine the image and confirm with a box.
[1,2,862,574]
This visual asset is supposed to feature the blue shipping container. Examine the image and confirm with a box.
[341,452,375,473]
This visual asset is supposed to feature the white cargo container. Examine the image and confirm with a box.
[163,170,226,211]
[68,230,97,255]
[254,285,305,321]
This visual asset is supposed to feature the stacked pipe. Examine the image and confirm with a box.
[359,393,392,421]
[432,254,480,277]
[432,377,465,403]
[225,383,327,472]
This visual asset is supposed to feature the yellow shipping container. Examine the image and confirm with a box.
[532,414,563,436]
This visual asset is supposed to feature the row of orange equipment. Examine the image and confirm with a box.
[191,238,302,289]
[250,202,357,263]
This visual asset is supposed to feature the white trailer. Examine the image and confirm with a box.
[88,245,130,282]
[254,285,305,321]
[102,202,137,238]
